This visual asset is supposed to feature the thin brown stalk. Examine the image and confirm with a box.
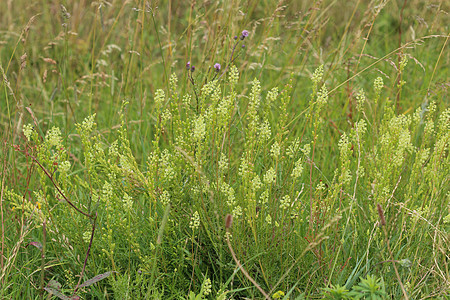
[29,154,92,218]
[225,215,271,300]
[74,212,97,294]
[378,204,409,299]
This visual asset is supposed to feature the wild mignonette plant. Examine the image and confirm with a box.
[1,5,448,295]
[9,54,448,299]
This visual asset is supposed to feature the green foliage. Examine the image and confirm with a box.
[348,275,386,299]
[323,275,386,300]
[1,0,449,299]
[323,284,351,299]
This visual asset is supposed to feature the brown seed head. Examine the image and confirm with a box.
[225,214,233,229]
[377,203,386,226]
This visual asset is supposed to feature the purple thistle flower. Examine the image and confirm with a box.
[191,66,195,72]
[242,44,245,48]
[186,61,191,70]
[234,35,238,40]
[240,30,249,40]
[214,63,221,71]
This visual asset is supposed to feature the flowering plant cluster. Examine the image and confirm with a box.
[3,15,448,298]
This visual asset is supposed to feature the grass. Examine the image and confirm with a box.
[0,0,449,299]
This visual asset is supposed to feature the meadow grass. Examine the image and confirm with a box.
[0,0,449,299]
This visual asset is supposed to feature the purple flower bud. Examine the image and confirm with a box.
[242,44,245,48]
[186,61,191,70]
[214,63,221,71]
[234,35,238,40]
[191,66,195,72]
[240,30,249,40]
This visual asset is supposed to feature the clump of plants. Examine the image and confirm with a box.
[1,1,449,299]
[5,46,448,297]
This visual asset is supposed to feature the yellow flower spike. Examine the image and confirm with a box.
[273,290,285,299]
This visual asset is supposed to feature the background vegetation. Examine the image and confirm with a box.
[0,0,448,299]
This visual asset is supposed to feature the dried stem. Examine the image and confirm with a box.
[74,212,97,294]
[225,214,271,300]
[378,204,409,299]
[29,154,92,218]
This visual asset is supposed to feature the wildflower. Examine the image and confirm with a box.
[249,78,262,113]
[280,195,291,209]
[355,119,367,136]
[169,73,178,92]
[291,159,303,178]
[189,211,200,230]
[154,89,165,106]
[287,138,300,158]
[23,124,33,141]
[240,30,249,40]
[225,231,232,242]
[202,278,212,296]
[45,127,63,148]
[242,44,245,48]
[301,143,311,157]
[108,140,119,157]
[201,80,216,96]
[356,88,366,111]
[266,87,279,105]
[316,181,326,191]
[228,65,239,85]
[443,214,450,224]
[233,35,238,40]
[160,190,170,206]
[214,63,221,72]
[273,291,285,299]
[59,161,71,173]
[338,133,350,163]
[182,94,192,106]
[316,84,328,106]
[160,149,175,181]
[258,120,271,143]
[192,115,206,142]
[161,109,172,123]
[122,193,133,211]
[311,65,324,87]
[399,55,408,71]
[399,259,412,268]
[263,167,276,185]
[82,231,91,243]
[79,114,96,133]
[191,65,195,72]
[265,214,272,225]
[186,61,191,70]
[120,155,133,172]
[232,205,242,218]
[252,175,262,191]
[102,181,113,203]
[374,77,383,91]
[220,182,236,207]
[374,77,384,104]
[270,141,281,159]
[218,153,229,172]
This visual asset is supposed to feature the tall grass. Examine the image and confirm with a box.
[1,0,448,299]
